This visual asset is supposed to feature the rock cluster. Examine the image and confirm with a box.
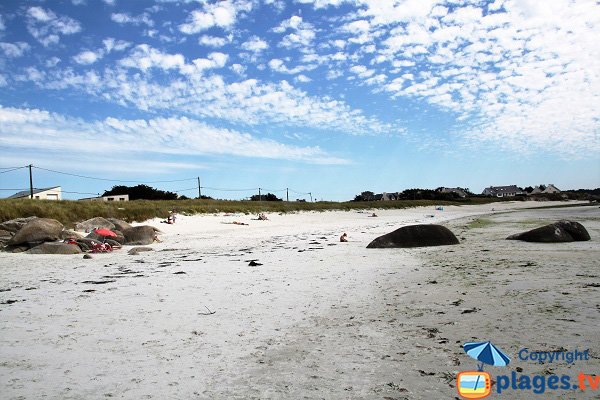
[0,216,160,254]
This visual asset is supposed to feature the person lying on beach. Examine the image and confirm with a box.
[340,233,348,242]
[369,213,378,217]
[222,221,249,226]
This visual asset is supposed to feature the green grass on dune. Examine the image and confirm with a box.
[0,197,500,229]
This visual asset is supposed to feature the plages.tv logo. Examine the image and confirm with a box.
[457,341,510,399]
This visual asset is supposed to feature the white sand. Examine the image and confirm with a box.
[1,201,598,399]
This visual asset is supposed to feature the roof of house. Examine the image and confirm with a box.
[484,185,520,193]
[8,186,61,199]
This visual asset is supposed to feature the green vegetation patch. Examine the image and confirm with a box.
[0,198,498,229]
[466,218,496,229]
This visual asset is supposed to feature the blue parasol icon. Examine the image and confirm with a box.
[463,341,511,371]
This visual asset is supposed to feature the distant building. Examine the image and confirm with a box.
[79,194,129,202]
[482,185,523,197]
[437,187,468,198]
[373,192,401,201]
[8,186,62,200]
[530,184,561,195]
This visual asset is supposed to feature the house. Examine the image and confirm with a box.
[79,194,129,202]
[8,186,62,200]
[531,184,561,195]
[373,192,401,201]
[437,187,467,198]
[482,185,523,197]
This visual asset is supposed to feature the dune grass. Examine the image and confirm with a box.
[0,197,500,229]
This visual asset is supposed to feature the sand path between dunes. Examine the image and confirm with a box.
[1,201,598,399]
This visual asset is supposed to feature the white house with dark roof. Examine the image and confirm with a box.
[482,185,523,197]
[8,186,62,200]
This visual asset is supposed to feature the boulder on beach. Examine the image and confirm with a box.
[26,242,82,254]
[128,246,154,255]
[60,230,83,240]
[122,226,158,245]
[0,217,38,233]
[366,224,460,248]
[507,220,590,243]
[107,218,132,232]
[7,218,64,246]
[75,217,115,232]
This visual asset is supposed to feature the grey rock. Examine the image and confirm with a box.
[107,218,132,232]
[8,218,64,246]
[0,217,38,233]
[26,242,82,254]
[75,217,115,232]
[123,226,157,245]
[367,224,460,248]
[128,246,154,255]
[507,220,590,243]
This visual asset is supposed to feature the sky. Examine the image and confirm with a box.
[0,0,599,201]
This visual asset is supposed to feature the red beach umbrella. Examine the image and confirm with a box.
[94,228,117,237]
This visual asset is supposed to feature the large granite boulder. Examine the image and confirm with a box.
[26,242,82,254]
[75,217,115,232]
[367,224,460,248]
[122,226,158,245]
[60,230,83,240]
[107,218,132,232]
[0,217,38,233]
[7,218,64,246]
[507,220,590,242]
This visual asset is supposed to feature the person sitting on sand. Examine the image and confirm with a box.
[369,213,378,217]
[340,233,348,242]
[257,213,268,220]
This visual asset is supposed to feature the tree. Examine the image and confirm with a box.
[352,191,375,201]
[250,192,282,201]
[102,184,178,200]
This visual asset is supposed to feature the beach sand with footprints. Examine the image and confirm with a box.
[1,201,599,399]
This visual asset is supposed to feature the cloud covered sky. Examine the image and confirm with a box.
[0,0,598,200]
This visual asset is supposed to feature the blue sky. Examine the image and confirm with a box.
[0,0,599,201]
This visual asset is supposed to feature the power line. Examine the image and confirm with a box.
[0,166,27,174]
[31,166,197,184]
[201,186,258,192]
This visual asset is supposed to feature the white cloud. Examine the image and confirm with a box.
[111,12,154,27]
[45,57,61,68]
[73,50,103,65]
[295,74,311,83]
[0,106,349,165]
[273,15,316,49]
[199,35,231,47]
[103,38,131,53]
[241,36,269,52]
[0,15,6,31]
[179,0,252,34]
[230,63,246,75]
[26,6,81,46]
[268,58,317,74]
[0,42,30,57]
[119,44,186,72]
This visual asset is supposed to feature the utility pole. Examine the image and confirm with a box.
[258,187,262,202]
[197,177,201,199]
[286,188,289,202]
[309,192,313,202]
[28,164,33,199]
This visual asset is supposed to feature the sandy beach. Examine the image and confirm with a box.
[1,201,599,399]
